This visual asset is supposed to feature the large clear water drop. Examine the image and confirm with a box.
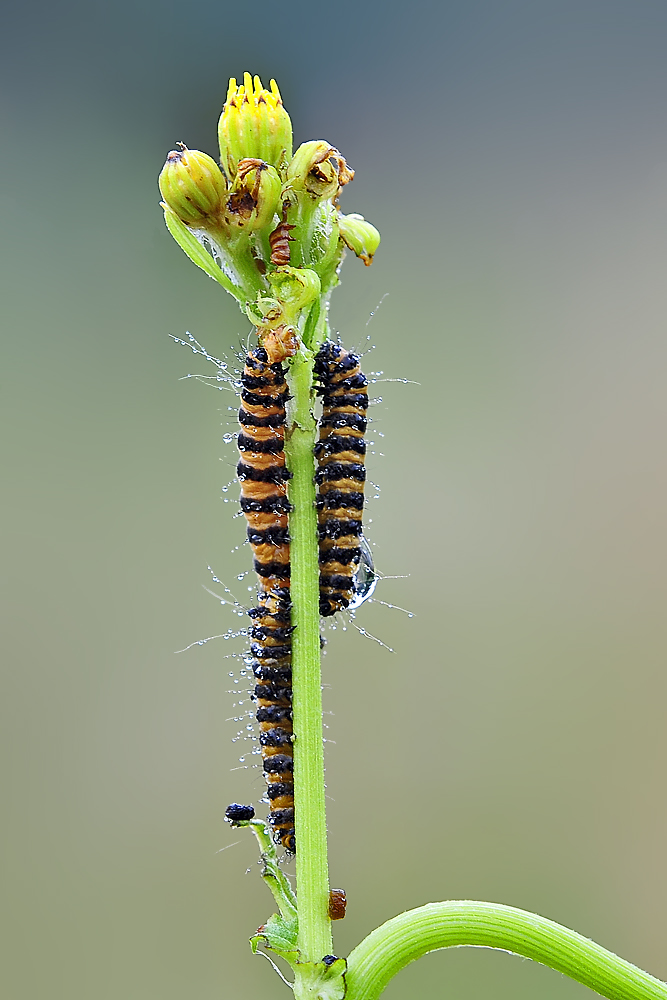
[348,535,377,610]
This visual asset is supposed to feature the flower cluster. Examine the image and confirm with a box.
[159,73,380,354]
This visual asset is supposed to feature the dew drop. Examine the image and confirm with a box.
[348,535,378,610]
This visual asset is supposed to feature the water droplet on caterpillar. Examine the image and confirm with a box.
[347,535,377,610]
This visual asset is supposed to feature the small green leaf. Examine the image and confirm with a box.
[251,912,299,962]
[268,266,321,317]
[162,206,244,302]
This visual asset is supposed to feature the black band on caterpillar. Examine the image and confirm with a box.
[317,490,365,510]
[314,342,369,617]
[235,348,295,853]
[319,411,368,432]
[237,460,292,483]
[238,432,285,454]
[250,622,294,640]
[314,435,367,456]
[315,462,366,483]
[239,408,285,428]
[319,518,362,539]
[240,495,291,514]
[241,387,289,408]
[247,525,290,546]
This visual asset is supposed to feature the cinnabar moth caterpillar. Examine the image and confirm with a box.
[314,342,369,616]
[235,347,295,853]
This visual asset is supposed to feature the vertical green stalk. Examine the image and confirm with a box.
[284,350,333,965]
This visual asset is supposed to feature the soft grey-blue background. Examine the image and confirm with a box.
[2,2,666,997]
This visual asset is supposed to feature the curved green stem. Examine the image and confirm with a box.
[284,351,333,966]
[344,901,667,1000]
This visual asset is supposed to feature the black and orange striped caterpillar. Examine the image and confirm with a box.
[314,341,371,617]
[234,346,296,853]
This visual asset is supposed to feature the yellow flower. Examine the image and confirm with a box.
[218,73,293,178]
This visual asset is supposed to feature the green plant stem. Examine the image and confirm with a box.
[284,350,333,965]
[345,901,667,1000]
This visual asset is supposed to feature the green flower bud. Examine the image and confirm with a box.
[268,266,321,315]
[158,145,226,227]
[225,158,282,232]
[218,73,293,178]
[287,141,354,202]
[338,213,381,266]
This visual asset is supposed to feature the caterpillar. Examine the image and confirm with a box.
[235,347,296,853]
[314,341,370,616]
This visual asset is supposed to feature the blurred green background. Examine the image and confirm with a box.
[2,2,667,997]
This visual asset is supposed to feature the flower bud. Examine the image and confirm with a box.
[287,141,354,202]
[225,158,282,232]
[338,213,380,265]
[268,266,321,313]
[218,73,293,177]
[158,146,226,227]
